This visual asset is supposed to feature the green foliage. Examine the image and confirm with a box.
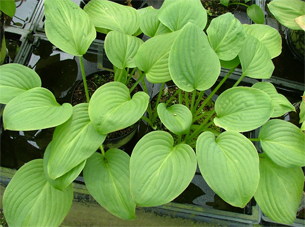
[254,155,304,225]
[3,159,73,226]
[0,0,16,17]
[268,0,305,30]
[1,0,304,226]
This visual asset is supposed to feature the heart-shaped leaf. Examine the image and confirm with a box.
[169,23,220,92]
[48,103,106,180]
[158,0,207,31]
[214,87,273,132]
[247,4,265,24]
[133,6,155,37]
[259,119,305,168]
[135,31,179,83]
[43,142,86,190]
[157,103,192,135]
[3,87,73,131]
[0,63,41,104]
[252,82,295,117]
[83,150,136,220]
[3,159,73,227]
[239,35,274,79]
[207,13,246,61]
[243,24,282,59]
[130,131,197,207]
[254,155,304,225]
[105,31,143,69]
[267,0,305,30]
[44,0,96,56]
[140,9,172,37]
[84,0,140,35]
[196,131,260,207]
[89,82,149,134]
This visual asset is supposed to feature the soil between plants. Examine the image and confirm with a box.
[72,71,141,140]
[200,0,239,17]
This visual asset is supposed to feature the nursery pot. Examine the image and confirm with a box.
[285,28,305,63]
[71,70,142,152]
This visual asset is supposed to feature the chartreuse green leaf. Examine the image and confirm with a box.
[43,142,86,190]
[220,56,240,69]
[0,0,16,17]
[252,82,295,118]
[89,82,149,134]
[196,131,259,208]
[243,24,282,59]
[130,131,197,207]
[3,159,73,227]
[239,35,274,79]
[133,6,155,37]
[135,31,180,83]
[214,87,273,132]
[157,103,192,135]
[140,9,172,37]
[84,0,140,35]
[247,4,265,24]
[259,119,305,168]
[0,63,41,104]
[48,103,106,180]
[84,149,136,220]
[267,0,305,30]
[254,155,304,225]
[158,0,207,31]
[169,23,220,92]
[105,31,143,69]
[3,87,72,131]
[207,13,246,61]
[44,0,96,56]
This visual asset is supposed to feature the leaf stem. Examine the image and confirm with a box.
[129,70,145,93]
[100,145,105,156]
[79,56,90,103]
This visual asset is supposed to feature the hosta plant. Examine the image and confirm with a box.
[1,0,304,226]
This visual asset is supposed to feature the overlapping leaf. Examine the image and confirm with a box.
[140,9,172,37]
[196,131,260,208]
[214,87,273,132]
[44,0,96,56]
[130,131,197,207]
[84,0,140,35]
[48,103,106,180]
[267,0,305,30]
[259,119,305,168]
[252,82,295,117]
[157,103,192,135]
[239,35,274,79]
[3,159,73,227]
[3,87,72,131]
[158,0,207,31]
[0,63,41,104]
[105,31,143,69]
[89,82,149,134]
[243,24,282,59]
[135,31,180,83]
[169,23,220,92]
[84,149,136,220]
[254,156,304,225]
[207,13,246,61]
[43,142,86,190]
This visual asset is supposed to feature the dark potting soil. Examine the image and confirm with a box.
[72,71,141,140]
[201,0,239,17]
